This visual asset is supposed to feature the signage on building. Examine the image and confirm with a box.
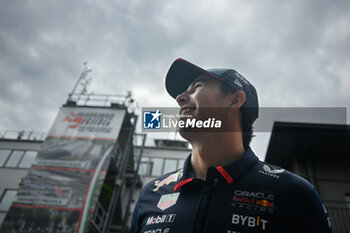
[0,106,126,233]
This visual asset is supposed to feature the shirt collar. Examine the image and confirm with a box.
[174,147,259,192]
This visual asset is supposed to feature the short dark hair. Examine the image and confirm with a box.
[220,83,254,149]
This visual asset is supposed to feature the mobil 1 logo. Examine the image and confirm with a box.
[146,214,176,225]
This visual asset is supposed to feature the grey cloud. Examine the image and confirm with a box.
[0,0,350,136]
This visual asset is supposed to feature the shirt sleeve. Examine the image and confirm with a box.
[303,186,332,233]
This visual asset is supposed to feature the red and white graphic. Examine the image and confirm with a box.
[153,171,180,191]
[48,107,126,140]
[63,112,84,129]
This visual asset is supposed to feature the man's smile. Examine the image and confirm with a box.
[180,106,196,116]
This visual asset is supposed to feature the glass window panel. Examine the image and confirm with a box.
[138,162,151,176]
[163,159,177,174]
[135,157,150,176]
[5,151,24,168]
[0,190,17,211]
[150,158,163,177]
[18,151,38,168]
[177,159,185,169]
[134,157,149,167]
[0,149,11,166]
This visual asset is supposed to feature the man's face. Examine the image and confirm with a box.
[176,74,228,115]
[175,75,233,134]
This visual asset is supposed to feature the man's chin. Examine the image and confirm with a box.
[178,125,217,140]
[178,129,197,141]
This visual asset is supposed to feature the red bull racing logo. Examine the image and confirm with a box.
[232,190,275,213]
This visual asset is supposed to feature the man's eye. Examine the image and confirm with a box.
[194,83,203,89]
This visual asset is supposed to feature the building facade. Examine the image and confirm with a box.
[265,122,350,233]
[0,131,44,224]
[0,92,142,233]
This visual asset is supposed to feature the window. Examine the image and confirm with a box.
[0,149,11,166]
[135,157,188,177]
[177,159,185,169]
[0,190,17,212]
[138,157,151,176]
[163,159,177,174]
[18,151,38,168]
[0,150,38,168]
[150,158,163,177]
[5,150,24,167]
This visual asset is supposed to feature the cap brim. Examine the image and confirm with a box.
[165,58,223,99]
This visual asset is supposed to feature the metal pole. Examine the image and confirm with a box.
[68,62,92,102]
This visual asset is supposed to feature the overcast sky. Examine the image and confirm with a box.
[1,0,349,159]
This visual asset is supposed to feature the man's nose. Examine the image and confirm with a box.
[176,91,189,106]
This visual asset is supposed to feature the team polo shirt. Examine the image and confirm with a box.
[130,147,332,233]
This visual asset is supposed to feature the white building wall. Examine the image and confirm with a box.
[0,139,43,226]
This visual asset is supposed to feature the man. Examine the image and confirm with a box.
[130,58,332,233]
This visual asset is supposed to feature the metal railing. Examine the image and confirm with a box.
[67,93,135,111]
[88,115,140,233]
[121,133,147,233]
[90,201,108,232]
[111,141,124,170]
[0,130,46,141]
[104,116,139,233]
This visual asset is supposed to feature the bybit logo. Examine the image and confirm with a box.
[231,214,268,231]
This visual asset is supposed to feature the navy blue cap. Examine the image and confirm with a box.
[165,58,259,124]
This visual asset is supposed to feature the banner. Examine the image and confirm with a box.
[0,106,126,233]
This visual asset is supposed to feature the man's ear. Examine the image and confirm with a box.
[230,91,246,110]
